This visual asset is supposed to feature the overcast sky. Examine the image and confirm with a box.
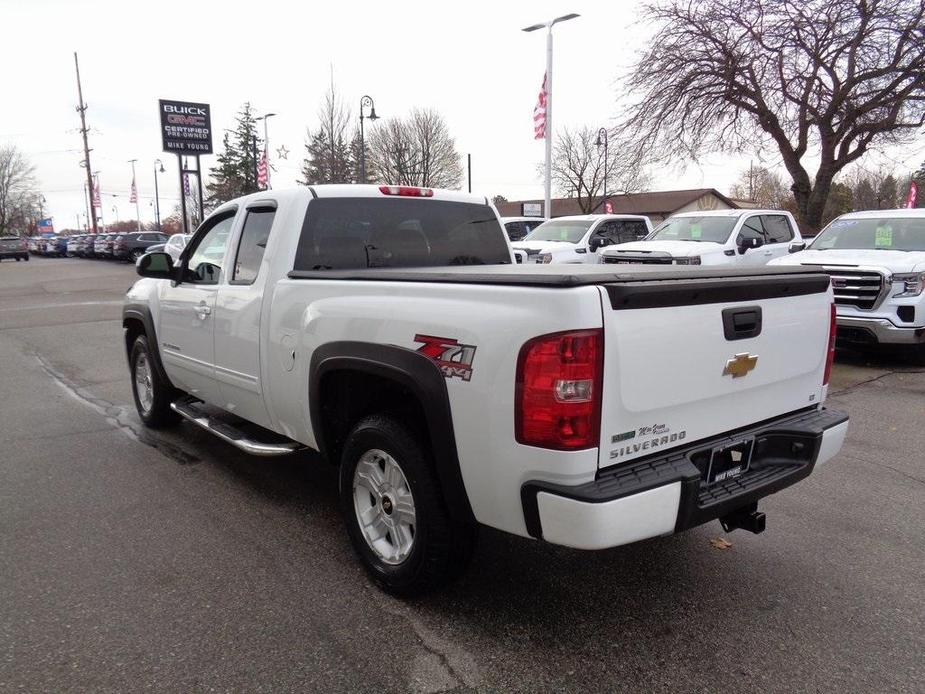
[3,0,922,230]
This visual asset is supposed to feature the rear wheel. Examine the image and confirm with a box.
[130,334,180,428]
[339,414,476,597]
[131,249,144,261]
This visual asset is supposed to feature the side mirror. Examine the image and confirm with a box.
[738,237,763,254]
[136,251,175,280]
[789,241,806,254]
[589,237,608,252]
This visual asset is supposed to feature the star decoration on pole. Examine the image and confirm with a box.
[276,145,289,160]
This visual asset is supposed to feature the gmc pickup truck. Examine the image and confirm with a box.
[123,185,848,595]
[770,209,925,356]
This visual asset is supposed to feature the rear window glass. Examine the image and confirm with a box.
[293,198,510,270]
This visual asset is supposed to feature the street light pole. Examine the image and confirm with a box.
[596,128,608,209]
[523,13,579,220]
[128,159,140,231]
[359,95,379,184]
[153,159,164,231]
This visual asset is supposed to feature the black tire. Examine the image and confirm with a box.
[23,255,28,262]
[339,414,476,597]
[129,334,181,428]
[131,249,144,261]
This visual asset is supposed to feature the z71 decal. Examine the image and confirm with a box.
[414,334,477,382]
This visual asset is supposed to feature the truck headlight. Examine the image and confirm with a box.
[892,272,925,297]
[538,253,553,264]
[675,256,701,265]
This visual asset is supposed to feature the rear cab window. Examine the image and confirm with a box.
[293,198,510,270]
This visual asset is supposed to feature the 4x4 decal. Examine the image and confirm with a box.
[414,334,477,382]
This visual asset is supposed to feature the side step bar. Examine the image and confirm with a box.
[170,399,303,457]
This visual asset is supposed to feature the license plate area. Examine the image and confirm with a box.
[705,438,754,484]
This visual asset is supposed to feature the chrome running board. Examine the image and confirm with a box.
[170,398,303,457]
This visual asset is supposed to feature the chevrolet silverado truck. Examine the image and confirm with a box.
[600,209,804,267]
[770,209,925,355]
[123,184,848,596]
[512,214,653,264]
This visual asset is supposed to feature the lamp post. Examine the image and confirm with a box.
[153,159,164,231]
[595,128,608,209]
[256,112,276,189]
[523,13,579,220]
[358,95,379,184]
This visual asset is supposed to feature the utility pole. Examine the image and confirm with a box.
[467,154,472,193]
[74,52,98,234]
[128,159,140,231]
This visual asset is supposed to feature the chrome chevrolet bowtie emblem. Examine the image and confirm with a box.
[723,353,758,378]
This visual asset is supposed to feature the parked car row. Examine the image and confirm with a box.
[59,232,171,261]
[510,209,804,267]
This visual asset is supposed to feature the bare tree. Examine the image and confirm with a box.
[621,0,925,232]
[0,144,39,234]
[729,165,791,209]
[550,126,650,213]
[301,82,355,185]
[367,108,463,189]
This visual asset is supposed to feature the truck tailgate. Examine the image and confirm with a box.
[598,272,832,469]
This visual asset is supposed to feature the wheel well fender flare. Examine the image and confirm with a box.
[122,303,175,390]
[309,341,475,525]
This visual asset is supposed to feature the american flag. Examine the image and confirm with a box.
[183,173,190,196]
[257,150,268,190]
[129,176,137,203]
[533,72,548,140]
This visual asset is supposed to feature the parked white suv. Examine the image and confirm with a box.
[599,210,804,267]
[511,214,652,264]
[770,209,925,353]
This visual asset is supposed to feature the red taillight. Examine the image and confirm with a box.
[823,303,836,385]
[515,329,603,450]
[379,185,434,197]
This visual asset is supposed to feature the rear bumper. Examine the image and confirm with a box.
[521,408,849,550]
[836,316,925,345]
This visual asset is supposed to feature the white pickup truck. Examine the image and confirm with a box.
[511,214,652,264]
[600,209,805,267]
[123,185,848,595]
[770,209,925,355]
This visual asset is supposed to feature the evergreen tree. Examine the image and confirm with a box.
[878,175,898,209]
[206,102,262,207]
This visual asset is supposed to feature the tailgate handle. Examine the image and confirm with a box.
[722,306,762,340]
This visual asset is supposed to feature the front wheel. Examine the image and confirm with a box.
[131,249,144,262]
[339,414,476,597]
[130,334,180,428]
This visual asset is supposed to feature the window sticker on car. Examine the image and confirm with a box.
[875,226,893,247]
[690,223,702,240]
[414,334,477,382]
[559,230,570,240]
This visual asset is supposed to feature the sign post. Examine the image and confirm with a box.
[158,99,213,233]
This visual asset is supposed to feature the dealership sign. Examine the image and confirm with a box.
[522,202,543,217]
[158,99,213,154]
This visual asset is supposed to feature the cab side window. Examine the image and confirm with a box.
[232,207,275,284]
[761,215,794,244]
[185,213,236,285]
[737,217,765,246]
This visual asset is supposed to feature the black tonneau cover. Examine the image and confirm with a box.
[287,263,822,286]
[287,264,830,309]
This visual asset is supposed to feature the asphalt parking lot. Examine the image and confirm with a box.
[1,257,923,693]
